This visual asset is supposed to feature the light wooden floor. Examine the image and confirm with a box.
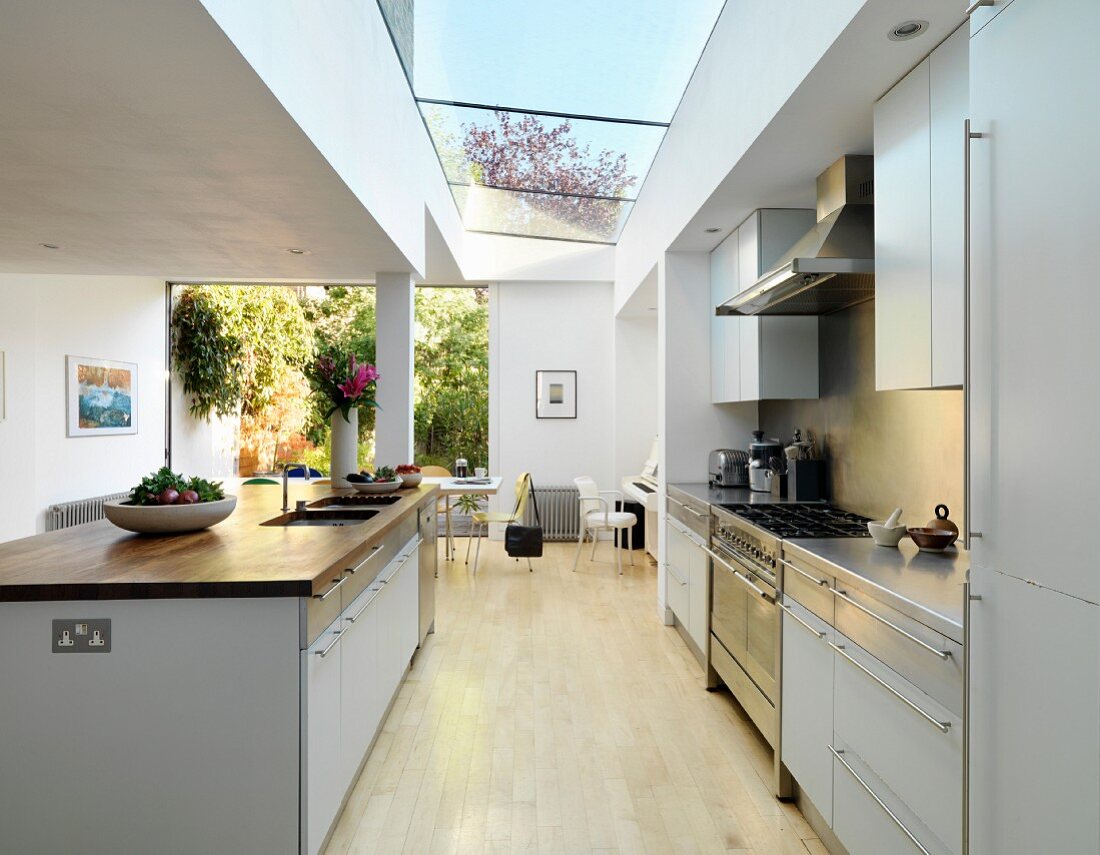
[325,539,826,855]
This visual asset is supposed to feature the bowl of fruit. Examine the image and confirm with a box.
[346,466,403,494]
[395,464,422,488]
[104,467,236,534]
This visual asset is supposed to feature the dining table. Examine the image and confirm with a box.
[422,476,504,561]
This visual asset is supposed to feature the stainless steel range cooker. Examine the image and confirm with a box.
[706,501,869,797]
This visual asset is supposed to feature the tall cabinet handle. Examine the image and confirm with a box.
[963,581,982,855]
[830,747,933,855]
[965,0,994,17]
[964,118,987,549]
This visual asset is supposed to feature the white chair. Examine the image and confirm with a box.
[572,476,637,575]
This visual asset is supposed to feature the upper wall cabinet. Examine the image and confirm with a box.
[711,209,819,403]
[875,26,968,390]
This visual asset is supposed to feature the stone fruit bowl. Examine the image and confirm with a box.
[103,496,237,534]
[350,478,403,494]
[397,472,422,488]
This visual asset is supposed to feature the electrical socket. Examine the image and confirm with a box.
[52,619,111,653]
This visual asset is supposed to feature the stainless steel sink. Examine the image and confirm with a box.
[261,509,380,527]
[307,495,402,509]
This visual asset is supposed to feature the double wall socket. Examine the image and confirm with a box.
[52,619,111,653]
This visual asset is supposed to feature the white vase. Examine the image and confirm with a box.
[330,409,358,487]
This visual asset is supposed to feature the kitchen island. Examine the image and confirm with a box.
[0,482,438,855]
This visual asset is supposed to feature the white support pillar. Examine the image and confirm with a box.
[374,273,415,466]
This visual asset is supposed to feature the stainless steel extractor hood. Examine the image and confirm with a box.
[717,156,875,316]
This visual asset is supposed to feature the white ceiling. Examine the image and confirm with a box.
[669,0,966,252]
[0,1,419,281]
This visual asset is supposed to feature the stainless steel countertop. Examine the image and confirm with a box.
[667,482,820,506]
[783,538,968,643]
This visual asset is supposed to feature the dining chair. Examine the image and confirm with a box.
[467,472,533,575]
[420,465,455,557]
[572,476,636,575]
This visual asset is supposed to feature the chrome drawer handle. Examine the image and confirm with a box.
[314,626,346,657]
[964,0,994,17]
[702,546,774,602]
[667,496,706,518]
[778,558,829,586]
[345,544,383,575]
[830,643,951,734]
[313,573,348,601]
[664,563,687,586]
[346,586,384,625]
[829,747,933,855]
[780,603,825,640]
[833,589,951,660]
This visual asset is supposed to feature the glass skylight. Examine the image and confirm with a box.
[378,0,726,243]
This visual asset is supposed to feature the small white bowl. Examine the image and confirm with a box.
[868,521,907,547]
[351,477,403,494]
[397,472,423,488]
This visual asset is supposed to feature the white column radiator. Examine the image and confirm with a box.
[46,492,129,532]
[524,485,581,541]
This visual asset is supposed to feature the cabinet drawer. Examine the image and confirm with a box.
[833,633,961,854]
[665,527,690,626]
[780,553,835,623]
[832,744,949,855]
[666,488,710,539]
[834,586,962,716]
[780,599,834,822]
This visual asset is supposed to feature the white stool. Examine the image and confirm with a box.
[572,476,637,575]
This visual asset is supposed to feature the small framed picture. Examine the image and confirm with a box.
[67,355,138,437]
[535,370,577,419]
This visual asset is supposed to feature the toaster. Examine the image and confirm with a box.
[709,449,749,487]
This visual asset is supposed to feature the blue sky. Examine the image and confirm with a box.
[412,0,726,121]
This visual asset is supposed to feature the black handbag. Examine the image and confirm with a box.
[504,476,543,559]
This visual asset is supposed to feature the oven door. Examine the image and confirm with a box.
[709,544,777,701]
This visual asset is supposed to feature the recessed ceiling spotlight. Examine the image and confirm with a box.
[704,227,722,233]
[40,243,60,250]
[285,247,310,255]
[888,20,928,41]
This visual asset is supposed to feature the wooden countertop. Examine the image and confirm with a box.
[0,483,438,602]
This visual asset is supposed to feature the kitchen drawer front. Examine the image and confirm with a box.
[833,632,961,854]
[780,553,835,624]
[834,586,962,716]
[832,743,951,855]
[710,632,775,746]
[666,488,710,539]
[780,599,834,822]
[664,522,691,624]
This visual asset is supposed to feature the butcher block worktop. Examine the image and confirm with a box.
[0,482,437,602]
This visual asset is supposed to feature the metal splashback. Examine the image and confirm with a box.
[717,156,875,316]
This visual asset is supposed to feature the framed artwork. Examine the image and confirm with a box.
[535,370,577,419]
[66,355,138,437]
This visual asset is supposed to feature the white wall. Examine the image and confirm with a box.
[0,274,167,541]
[488,281,615,531]
[612,315,658,485]
[613,0,865,311]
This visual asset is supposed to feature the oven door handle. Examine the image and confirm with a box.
[703,545,775,603]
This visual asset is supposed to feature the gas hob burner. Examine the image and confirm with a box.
[718,503,872,539]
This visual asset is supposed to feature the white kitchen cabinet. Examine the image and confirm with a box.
[968,0,1016,34]
[303,620,344,855]
[340,583,384,791]
[664,519,692,634]
[968,0,1097,603]
[710,231,740,403]
[875,26,968,390]
[968,566,1099,855]
[686,535,709,653]
[833,632,961,854]
[709,209,818,403]
[780,598,834,822]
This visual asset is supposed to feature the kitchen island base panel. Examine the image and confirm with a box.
[0,597,302,855]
